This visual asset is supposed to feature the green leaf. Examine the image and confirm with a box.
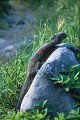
[36,113,43,119]
[65,88,69,91]
[42,100,47,107]
[50,76,60,81]
[74,72,80,79]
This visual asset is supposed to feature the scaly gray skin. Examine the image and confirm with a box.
[16,32,67,111]
[56,42,80,54]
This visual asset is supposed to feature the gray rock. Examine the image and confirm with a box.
[20,47,79,117]
[0,29,14,40]
[7,14,21,24]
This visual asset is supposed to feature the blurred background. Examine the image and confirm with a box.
[0,0,79,63]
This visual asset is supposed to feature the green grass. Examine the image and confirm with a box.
[0,0,80,119]
[51,64,80,100]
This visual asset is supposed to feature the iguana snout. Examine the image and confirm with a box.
[51,32,67,44]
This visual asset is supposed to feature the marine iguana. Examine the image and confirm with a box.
[16,32,67,111]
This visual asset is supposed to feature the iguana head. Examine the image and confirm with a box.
[51,32,67,44]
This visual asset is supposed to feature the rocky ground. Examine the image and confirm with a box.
[0,1,37,63]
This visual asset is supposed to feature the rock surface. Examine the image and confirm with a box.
[0,34,34,63]
[20,47,79,117]
[0,1,36,62]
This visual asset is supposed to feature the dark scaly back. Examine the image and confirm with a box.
[29,32,67,68]
[38,32,67,62]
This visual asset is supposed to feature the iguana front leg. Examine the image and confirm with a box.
[35,62,42,73]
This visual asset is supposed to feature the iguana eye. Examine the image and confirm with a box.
[58,33,67,39]
[61,33,67,38]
